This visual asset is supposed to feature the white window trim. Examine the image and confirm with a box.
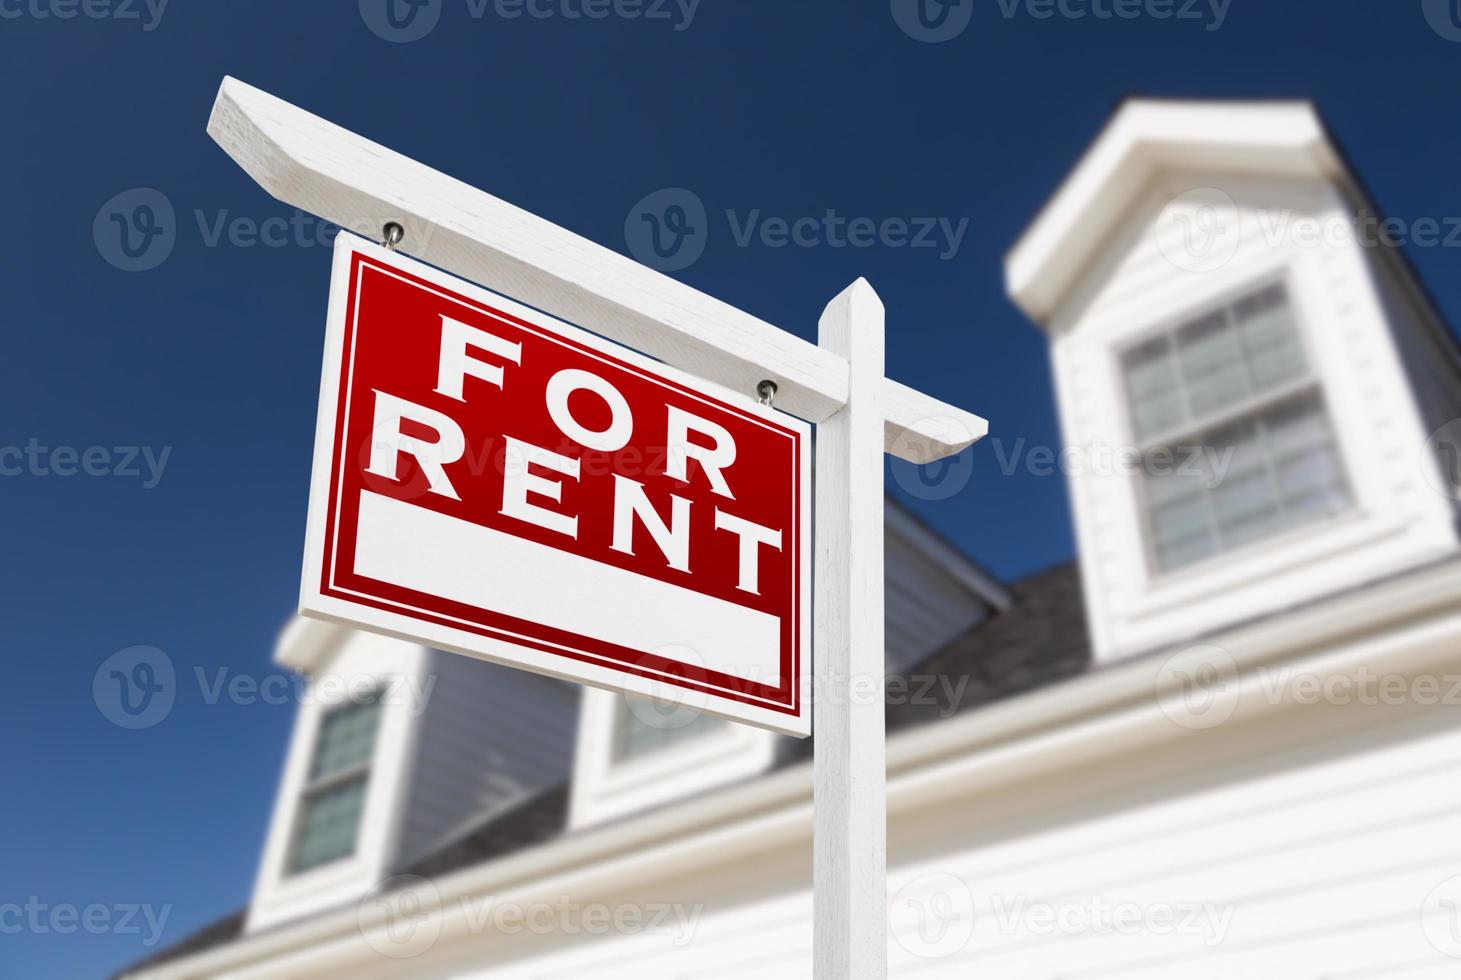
[1095,255,1421,630]
[246,637,426,933]
[1118,272,1319,449]
[1114,269,1365,584]
[568,686,776,829]
[284,690,384,876]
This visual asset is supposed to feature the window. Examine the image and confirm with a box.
[613,694,726,764]
[570,687,775,829]
[1122,282,1353,573]
[288,693,383,874]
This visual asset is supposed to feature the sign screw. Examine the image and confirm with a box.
[382,221,405,250]
[757,380,778,407]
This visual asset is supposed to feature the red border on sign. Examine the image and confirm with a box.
[317,251,803,718]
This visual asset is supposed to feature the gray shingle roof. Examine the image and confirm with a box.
[113,909,246,977]
[404,783,570,881]
[889,560,1089,732]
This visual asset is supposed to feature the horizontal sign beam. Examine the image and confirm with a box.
[206,76,987,464]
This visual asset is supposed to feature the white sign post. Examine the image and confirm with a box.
[815,280,888,978]
[209,75,987,979]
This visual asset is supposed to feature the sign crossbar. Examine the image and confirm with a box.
[206,76,986,464]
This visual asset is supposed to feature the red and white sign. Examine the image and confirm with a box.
[301,235,811,735]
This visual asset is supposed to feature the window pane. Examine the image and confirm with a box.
[1276,450,1349,508]
[309,695,382,780]
[1131,389,1185,442]
[1146,463,1208,508]
[1264,396,1331,457]
[1236,284,1307,392]
[1157,531,1220,572]
[1212,471,1283,550]
[1152,495,1214,555]
[1268,398,1352,518]
[1125,283,1348,574]
[1177,311,1249,419]
[1143,392,1351,572]
[1122,336,1183,441]
[615,695,726,763]
[1206,417,1280,547]
[290,776,368,873]
[1123,283,1309,441]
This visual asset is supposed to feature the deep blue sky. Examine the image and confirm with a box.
[5,1,1461,975]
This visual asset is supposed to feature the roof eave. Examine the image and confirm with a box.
[1005,99,1347,326]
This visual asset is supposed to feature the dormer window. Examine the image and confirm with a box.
[1008,99,1461,662]
[614,694,727,763]
[1122,281,1353,573]
[568,687,775,828]
[248,629,578,935]
[287,691,382,874]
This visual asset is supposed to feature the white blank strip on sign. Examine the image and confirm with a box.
[352,491,782,687]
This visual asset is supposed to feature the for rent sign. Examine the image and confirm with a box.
[301,235,810,735]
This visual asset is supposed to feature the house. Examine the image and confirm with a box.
[120,98,1461,978]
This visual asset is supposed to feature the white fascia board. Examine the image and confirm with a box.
[1005,99,1347,325]
[207,77,987,465]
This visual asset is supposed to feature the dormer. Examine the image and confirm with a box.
[245,617,577,932]
[1007,99,1461,663]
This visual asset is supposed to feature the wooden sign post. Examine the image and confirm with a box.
[815,280,888,978]
[208,76,987,979]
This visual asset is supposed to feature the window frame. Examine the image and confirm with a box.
[610,691,732,767]
[1117,273,1357,579]
[568,686,776,829]
[284,688,384,877]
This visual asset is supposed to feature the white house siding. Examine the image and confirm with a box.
[1049,171,1459,662]
[159,577,1451,980]
[423,655,1461,978]
[397,650,579,867]
[135,567,1461,980]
